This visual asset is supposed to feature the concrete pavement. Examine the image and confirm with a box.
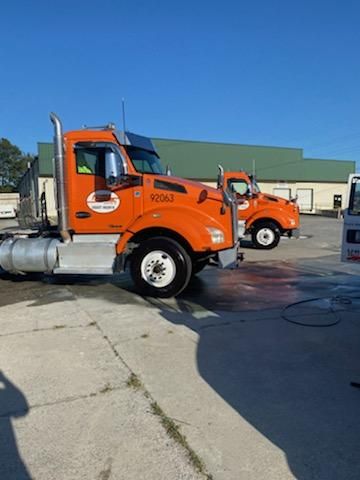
[0,281,206,480]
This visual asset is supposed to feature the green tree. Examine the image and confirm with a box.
[0,138,34,192]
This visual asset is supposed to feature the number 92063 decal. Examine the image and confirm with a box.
[150,193,174,203]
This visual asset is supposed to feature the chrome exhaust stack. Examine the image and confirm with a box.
[50,112,71,242]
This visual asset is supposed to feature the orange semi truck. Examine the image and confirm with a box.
[0,113,240,297]
[224,171,300,249]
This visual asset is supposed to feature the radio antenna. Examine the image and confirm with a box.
[122,98,127,133]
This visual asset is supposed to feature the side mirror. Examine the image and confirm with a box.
[217,164,225,190]
[105,150,128,187]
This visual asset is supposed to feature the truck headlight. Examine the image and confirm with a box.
[206,227,225,244]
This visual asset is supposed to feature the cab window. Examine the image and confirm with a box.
[228,180,250,196]
[76,148,102,175]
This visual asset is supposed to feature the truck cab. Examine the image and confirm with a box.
[341,174,360,263]
[224,171,300,249]
[0,114,240,298]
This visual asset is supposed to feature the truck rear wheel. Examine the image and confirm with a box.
[130,237,192,297]
[251,222,281,249]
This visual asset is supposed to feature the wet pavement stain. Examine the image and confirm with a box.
[1,257,360,314]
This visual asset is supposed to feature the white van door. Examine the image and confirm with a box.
[341,174,360,263]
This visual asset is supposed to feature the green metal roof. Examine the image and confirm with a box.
[37,138,355,183]
[153,139,355,182]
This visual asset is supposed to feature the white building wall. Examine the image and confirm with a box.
[258,181,348,212]
[38,177,57,220]
[202,181,348,213]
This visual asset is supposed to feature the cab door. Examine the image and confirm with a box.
[69,141,139,234]
[341,174,360,263]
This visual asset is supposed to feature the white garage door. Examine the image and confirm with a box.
[273,188,291,200]
[297,188,313,212]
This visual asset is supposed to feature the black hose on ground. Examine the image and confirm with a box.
[281,295,359,328]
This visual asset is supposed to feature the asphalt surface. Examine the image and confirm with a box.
[0,215,360,480]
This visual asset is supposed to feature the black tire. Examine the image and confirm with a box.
[251,222,281,249]
[130,237,192,298]
[191,259,209,276]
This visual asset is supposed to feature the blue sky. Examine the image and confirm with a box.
[0,0,359,168]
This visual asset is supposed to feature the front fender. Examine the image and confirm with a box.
[246,208,298,231]
[116,206,227,253]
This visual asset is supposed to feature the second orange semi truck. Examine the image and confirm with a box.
[0,113,240,297]
[224,171,300,249]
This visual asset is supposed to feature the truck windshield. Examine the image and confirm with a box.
[125,146,164,174]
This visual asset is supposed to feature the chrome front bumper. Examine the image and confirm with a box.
[217,241,243,269]
[289,228,300,239]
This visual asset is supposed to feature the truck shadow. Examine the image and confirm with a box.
[0,272,135,308]
[148,266,360,480]
[238,238,258,249]
[0,371,32,479]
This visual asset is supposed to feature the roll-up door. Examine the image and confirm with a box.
[296,188,313,212]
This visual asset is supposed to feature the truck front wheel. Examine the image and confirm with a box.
[251,222,281,249]
[130,237,192,297]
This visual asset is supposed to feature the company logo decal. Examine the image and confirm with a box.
[86,190,120,214]
[347,248,360,262]
[347,255,360,262]
[238,200,250,211]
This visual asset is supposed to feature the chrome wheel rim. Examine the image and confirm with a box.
[257,228,275,246]
[141,250,176,288]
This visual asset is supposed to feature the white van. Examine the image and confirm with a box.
[341,174,360,263]
[0,204,17,219]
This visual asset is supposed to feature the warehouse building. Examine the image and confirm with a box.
[18,137,355,219]
[154,139,355,213]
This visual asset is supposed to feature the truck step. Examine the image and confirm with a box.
[53,267,113,275]
[72,234,120,244]
[55,242,117,275]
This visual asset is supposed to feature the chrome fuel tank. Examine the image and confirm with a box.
[0,237,60,273]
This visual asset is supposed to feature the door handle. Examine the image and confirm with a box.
[76,211,91,219]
